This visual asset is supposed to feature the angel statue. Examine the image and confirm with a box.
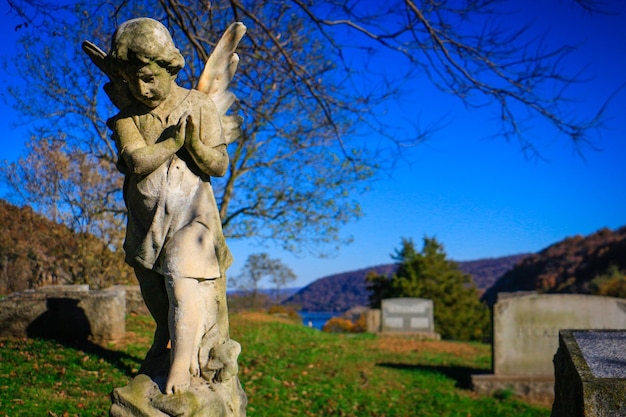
[83,18,247,415]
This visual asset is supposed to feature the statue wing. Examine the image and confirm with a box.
[82,22,246,136]
[81,40,133,110]
[197,22,247,116]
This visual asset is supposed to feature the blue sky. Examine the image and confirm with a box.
[1,1,625,289]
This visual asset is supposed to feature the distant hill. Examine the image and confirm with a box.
[227,287,302,302]
[482,226,626,306]
[457,254,529,290]
[282,264,395,313]
[283,254,528,312]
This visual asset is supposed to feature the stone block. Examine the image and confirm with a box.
[0,287,125,344]
[472,374,555,404]
[551,329,626,417]
[37,284,90,293]
[107,285,149,315]
[366,309,381,333]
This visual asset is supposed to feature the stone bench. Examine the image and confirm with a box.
[0,286,126,344]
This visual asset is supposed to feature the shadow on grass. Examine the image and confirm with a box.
[52,337,142,377]
[26,298,142,377]
[377,362,489,390]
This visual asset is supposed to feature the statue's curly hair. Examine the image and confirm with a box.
[108,18,185,75]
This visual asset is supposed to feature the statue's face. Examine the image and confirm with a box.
[123,61,173,108]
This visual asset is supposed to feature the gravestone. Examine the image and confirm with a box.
[381,298,439,338]
[552,330,626,417]
[472,293,626,403]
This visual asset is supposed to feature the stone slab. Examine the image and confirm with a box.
[551,329,626,417]
[574,331,626,379]
[37,284,90,293]
[471,374,555,404]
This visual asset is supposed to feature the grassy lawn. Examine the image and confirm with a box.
[0,312,550,416]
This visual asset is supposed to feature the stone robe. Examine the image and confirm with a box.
[113,85,232,279]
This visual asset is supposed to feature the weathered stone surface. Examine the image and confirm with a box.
[574,331,626,378]
[472,293,626,403]
[38,284,90,293]
[0,287,125,343]
[110,374,247,417]
[81,288,126,343]
[106,285,148,315]
[471,374,555,404]
[494,293,626,376]
[551,330,626,417]
[0,290,48,337]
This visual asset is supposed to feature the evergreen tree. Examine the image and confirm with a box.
[365,270,397,309]
[367,237,490,341]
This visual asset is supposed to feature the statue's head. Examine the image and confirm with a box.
[110,18,184,75]
[109,18,185,108]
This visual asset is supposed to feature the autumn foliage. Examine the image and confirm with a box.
[482,226,626,305]
[322,317,357,333]
[0,200,133,295]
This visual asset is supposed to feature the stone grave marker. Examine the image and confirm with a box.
[381,298,435,334]
[472,293,626,403]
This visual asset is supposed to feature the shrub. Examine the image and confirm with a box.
[590,265,626,298]
[322,317,355,333]
[267,304,301,322]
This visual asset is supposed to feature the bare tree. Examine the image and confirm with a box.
[233,252,296,304]
[2,0,615,257]
[267,258,297,302]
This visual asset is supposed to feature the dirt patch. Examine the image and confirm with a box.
[375,336,482,358]
[235,311,296,325]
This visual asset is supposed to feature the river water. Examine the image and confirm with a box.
[299,311,341,330]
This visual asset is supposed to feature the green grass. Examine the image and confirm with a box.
[0,312,550,417]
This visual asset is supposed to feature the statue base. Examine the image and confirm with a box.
[110,373,247,417]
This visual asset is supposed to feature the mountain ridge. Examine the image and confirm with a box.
[283,254,528,312]
[481,226,626,306]
[284,226,626,312]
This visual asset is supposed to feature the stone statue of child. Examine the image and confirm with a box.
[102,18,239,395]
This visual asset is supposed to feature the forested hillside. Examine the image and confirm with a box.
[0,200,133,294]
[283,254,528,312]
[482,226,626,306]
